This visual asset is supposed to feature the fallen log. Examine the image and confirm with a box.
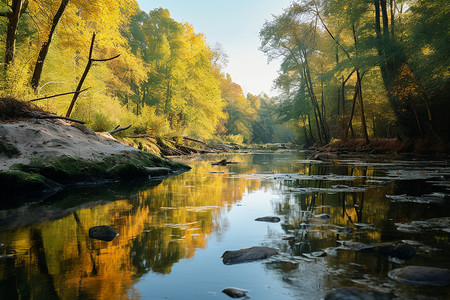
[182,136,217,150]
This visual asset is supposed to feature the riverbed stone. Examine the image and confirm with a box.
[388,266,450,286]
[89,225,118,241]
[340,241,375,252]
[325,287,394,300]
[221,246,279,265]
[314,213,331,220]
[255,216,281,223]
[332,226,354,235]
[222,287,248,298]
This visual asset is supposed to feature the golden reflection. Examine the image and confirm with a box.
[1,153,444,299]
[0,156,263,299]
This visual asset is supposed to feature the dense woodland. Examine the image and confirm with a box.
[0,0,448,148]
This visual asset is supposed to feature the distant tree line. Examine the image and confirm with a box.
[0,1,292,143]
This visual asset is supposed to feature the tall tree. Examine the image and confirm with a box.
[30,0,69,91]
[1,0,28,69]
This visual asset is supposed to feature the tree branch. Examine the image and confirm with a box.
[29,87,90,102]
[108,124,132,135]
[91,54,120,62]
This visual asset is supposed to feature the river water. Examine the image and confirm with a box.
[0,151,449,299]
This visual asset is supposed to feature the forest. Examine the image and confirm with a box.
[0,0,448,149]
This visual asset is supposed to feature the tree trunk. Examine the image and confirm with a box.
[344,80,359,140]
[303,55,329,143]
[356,70,370,143]
[374,0,421,138]
[66,33,120,117]
[31,0,69,91]
[4,0,28,69]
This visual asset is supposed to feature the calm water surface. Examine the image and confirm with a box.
[1,151,449,299]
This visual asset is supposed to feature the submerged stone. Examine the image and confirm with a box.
[221,246,279,265]
[340,241,374,252]
[325,287,394,300]
[374,242,416,261]
[303,251,327,259]
[332,227,354,235]
[89,225,118,241]
[314,213,331,220]
[222,287,248,298]
[388,266,450,286]
[255,216,281,223]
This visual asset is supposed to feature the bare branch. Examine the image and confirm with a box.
[108,124,132,135]
[91,54,121,62]
[29,87,91,102]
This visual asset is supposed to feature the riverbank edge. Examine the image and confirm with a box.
[311,138,450,160]
[0,119,191,206]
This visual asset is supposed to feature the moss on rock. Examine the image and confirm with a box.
[0,170,63,206]
[11,150,190,183]
[0,139,20,157]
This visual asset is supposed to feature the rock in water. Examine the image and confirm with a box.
[325,288,394,300]
[314,213,331,220]
[89,225,118,241]
[374,242,416,260]
[221,246,279,265]
[222,287,248,298]
[388,266,450,286]
[255,216,281,223]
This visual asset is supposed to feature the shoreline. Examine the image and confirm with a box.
[0,118,190,206]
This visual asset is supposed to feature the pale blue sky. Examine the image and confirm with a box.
[136,0,293,96]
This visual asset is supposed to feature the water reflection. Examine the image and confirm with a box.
[0,151,449,299]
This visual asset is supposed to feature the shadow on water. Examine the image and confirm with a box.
[0,151,449,299]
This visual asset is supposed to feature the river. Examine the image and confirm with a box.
[0,151,449,299]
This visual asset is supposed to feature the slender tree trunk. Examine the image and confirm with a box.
[31,0,69,91]
[66,33,120,117]
[356,70,370,143]
[344,80,359,140]
[307,114,316,144]
[303,55,329,143]
[4,0,28,69]
[66,33,95,117]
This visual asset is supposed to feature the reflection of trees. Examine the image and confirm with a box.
[273,163,392,258]
[3,153,444,299]
[0,156,264,299]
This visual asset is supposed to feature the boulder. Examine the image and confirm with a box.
[221,246,279,265]
[388,266,450,286]
[255,216,281,223]
[89,225,118,241]
[325,287,394,300]
[222,287,248,298]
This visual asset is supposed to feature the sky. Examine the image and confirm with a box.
[136,0,293,97]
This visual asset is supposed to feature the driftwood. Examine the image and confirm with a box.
[182,136,217,149]
[29,87,91,102]
[175,144,201,154]
[108,124,132,135]
[211,159,238,166]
